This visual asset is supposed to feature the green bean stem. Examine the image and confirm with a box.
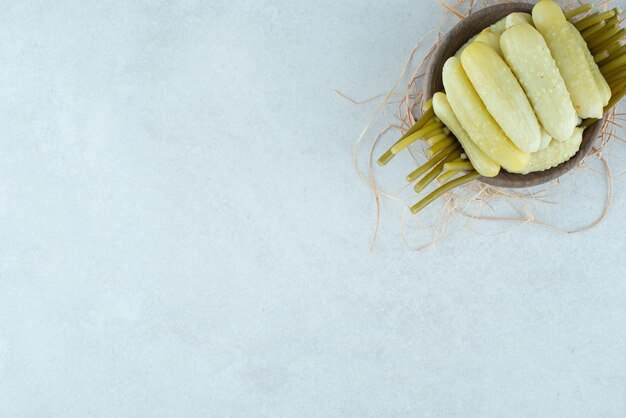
[381,120,435,163]
[565,4,593,20]
[581,21,607,41]
[604,71,626,85]
[600,53,626,75]
[604,15,619,28]
[402,107,435,140]
[426,137,455,157]
[422,98,433,111]
[405,142,460,182]
[377,107,435,166]
[575,12,601,31]
[591,28,626,54]
[603,66,626,82]
[605,41,624,55]
[390,122,442,154]
[587,17,618,43]
[609,78,626,94]
[444,161,475,172]
[423,123,444,140]
[410,171,481,215]
[575,9,617,31]
[594,50,610,63]
[426,133,450,146]
[414,149,463,193]
[399,107,435,140]
[606,45,626,61]
[588,25,621,50]
[605,72,625,87]
[581,82,626,129]
[437,169,462,184]
[609,83,626,108]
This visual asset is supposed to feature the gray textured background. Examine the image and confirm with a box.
[1,0,625,416]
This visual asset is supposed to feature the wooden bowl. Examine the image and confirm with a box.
[424,2,603,189]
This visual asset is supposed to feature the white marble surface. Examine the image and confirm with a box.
[1,0,626,416]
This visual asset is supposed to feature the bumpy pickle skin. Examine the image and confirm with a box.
[567,23,611,106]
[455,29,501,58]
[474,29,503,56]
[509,128,584,174]
[442,57,529,172]
[505,13,533,29]
[432,92,501,177]
[461,41,542,152]
[538,129,553,151]
[455,33,481,58]
[490,16,508,34]
[500,23,578,142]
[532,0,604,118]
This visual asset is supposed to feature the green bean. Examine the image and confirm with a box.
[376,152,392,166]
[402,107,435,139]
[609,79,626,97]
[565,4,592,20]
[591,16,618,37]
[604,15,619,28]
[608,46,626,61]
[594,50,610,64]
[444,161,475,172]
[437,169,463,184]
[603,65,626,81]
[414,149,463,193]
[605,71,626,86]
[423,124,445,141]
[410,171,481,214]
[575,9,617,31]
[580,118,597,128]
[575,12,601,31]
[405,142,460,182]
[426,137,455,157]
[600,54,626,75]
[426,133,450,146]
[608,83,626,108]
[606,41,624,55]
[581,21,607,41]
[591,28,626,54]
[588,25,621,50]
[581,82,626,129]
[390,122,442,154]
[377,107,435,166]
[376,150,395,166]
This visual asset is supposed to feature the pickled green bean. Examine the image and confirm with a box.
[437,169,463,184]
[575,9,617,31]
[410,171,481,214]
[581,21,607,41]
[377,107,435,166]
[406,142,460,182]
[565,4,592,20]
[414,149,463,193]
[426,137,455,157]
[600,54,626,75]
[443,161,475,172]
[594,50,610,63]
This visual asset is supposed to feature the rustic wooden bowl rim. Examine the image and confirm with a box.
[424,2,603,189]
